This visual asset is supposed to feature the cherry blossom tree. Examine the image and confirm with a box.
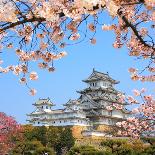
[0,112,22,154]
[106,89,155,138]
[0,0,154,94]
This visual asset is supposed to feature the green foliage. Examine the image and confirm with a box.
[11,140,55,155]
[142,144,155,155]
[46,126,62,148]
[12,125,75,155]
[101,138,128,154]
[12,126,155,155]
[55,128,75,155]
[100,138,155,155]
[142,137,155,146]
[23,125,35,141]
[101,138,127,147]
[67,145,104,155]
[33,147,55,155]
[32,126,48,146]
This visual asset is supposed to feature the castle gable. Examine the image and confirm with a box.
[63,107,75,113]
[79,94,100,109]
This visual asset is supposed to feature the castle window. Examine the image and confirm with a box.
[60,121,61,123]
[42,106,43,109]
[38,122,40,124]
[46,106,48,109]
[108,111,112,116]
[54,121,55,123]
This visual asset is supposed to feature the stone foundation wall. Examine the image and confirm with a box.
[71,126,88,139]
[71,125,117,139]
[96,124,111,132]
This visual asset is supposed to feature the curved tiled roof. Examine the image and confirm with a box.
[82,69,119,84]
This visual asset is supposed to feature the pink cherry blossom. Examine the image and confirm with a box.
[29,88,37,96]
[133,89,140,96]
[29,72,38,80]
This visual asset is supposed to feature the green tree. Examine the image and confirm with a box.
[55,128,75,155]
[20,126,75,155]
[46,126,62,149]
[11,140,55,155]
[22,125,35,141]
[68,146,104,155]
[101,139,128,154]
[32,126,48,146]
[101,139,152,155]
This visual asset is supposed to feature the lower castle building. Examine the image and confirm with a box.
[27,69,130,138]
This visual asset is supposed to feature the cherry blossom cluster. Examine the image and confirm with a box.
[114,89,155,138]
[128,67,155,82]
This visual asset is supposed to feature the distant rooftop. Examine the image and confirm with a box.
[33,97,54,106]
[63,99,81,106]
[82,68,119,84]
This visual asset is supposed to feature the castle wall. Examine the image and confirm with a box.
[112,110,125,118]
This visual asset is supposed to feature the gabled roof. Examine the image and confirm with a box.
[82,69,119,84]
[33,97,54,106]
[77,86,120,95]
[79,94,101,109]
[63,99,80,106]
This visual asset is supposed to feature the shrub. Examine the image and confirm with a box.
[67,145,104,155]
[142,137,155,146]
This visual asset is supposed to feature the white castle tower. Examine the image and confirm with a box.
[77,69,130,126]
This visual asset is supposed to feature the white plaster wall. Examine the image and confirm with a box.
[47,119,89,126]
[101,110,109,115]
[49,113,86,119]
[82,131,106,137]
[112,110,124,118]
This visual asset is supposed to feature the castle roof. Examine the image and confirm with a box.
[82,69,119,84]
[63,99,81,106]
[77,86,121,95]
[33,98,54,106]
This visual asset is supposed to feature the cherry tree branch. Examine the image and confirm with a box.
[117,10,154,51]
[0,17,45,33]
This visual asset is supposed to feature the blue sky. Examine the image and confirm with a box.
[0,20,154,124]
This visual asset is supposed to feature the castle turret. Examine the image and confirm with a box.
[27,98,53,126]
